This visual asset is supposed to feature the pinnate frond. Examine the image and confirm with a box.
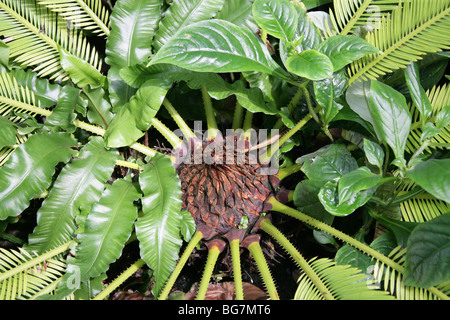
[37,0,110,37]
[348,0,450,84]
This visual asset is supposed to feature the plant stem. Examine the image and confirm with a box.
[0,241,73,282]
[268,197,405,273]
[158,231,204,300]
[115,159,140,170]
[93,259,146,300]
[243,110,254,141]
[260,219,335,300]
[277,163,302,181]
[196,242,222,300]
[151,117,182,149]
[162,98,195,140]
[232,102,244,130]
[246,241,279,300]
[201,86,219,140]
[229,238,244,300]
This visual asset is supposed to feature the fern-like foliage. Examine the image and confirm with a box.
[37,0,111,37]
[372,246,450,299]
[294,257,395,300]
[0,245,68,300]
[347,0,450,84]
[0,0,102,81]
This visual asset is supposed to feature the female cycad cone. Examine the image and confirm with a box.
[176,135,275,239]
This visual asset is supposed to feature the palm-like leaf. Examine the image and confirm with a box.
[347,0,450,84]
[0,0,102,81]
[294,257,395,300]
[330,0,400,35]
[0,244,69,300]
[37,0,110,37]
[372,246,450,299]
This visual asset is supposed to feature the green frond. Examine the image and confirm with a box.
[0,0,102,81]
[330,0,400,35]
[348,0,450,84]
[406,84,450,154]
[397,180,450,222]
[294,257,395,300]
[373,246,449,299]
[0,245,69,300]
[37,0,110,37]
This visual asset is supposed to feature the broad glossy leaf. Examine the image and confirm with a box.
[345,80,375,127]
[106,0,163,107]
[104,106,145,148]
[317,35,379,71]
[404,62,432,123]
[252,0,298,42]
[149,19,290,80]
[313,71,347,125]
[71,177,141,281]
[45,86,79,133]
[436,105,450,129]
[180,210,196,242]
[338,167,381,205]
[294,3,321,51]
[407,159,450,204]
[153,0,225,50]
[27,137,118,253]
[136,154,183,297]
[59,48,106,88]
[363,138,384,170]
[0,41,10,68]
[0,116,16,149]
[369,81,411,160]
[319,179,373,217]
[299,144,358,182]
[0,132,76,220]
[215,0,258,33]
[286,50,333,81]
[405,212,450,288]
[81,87,114,129]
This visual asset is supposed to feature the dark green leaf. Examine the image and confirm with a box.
[252,0,298,42]
[0,116,16,149]
[363,138,384,170]
[136,154,183,297]
[299,144,359,183]
[318,179,374,217]
[26,137,118,253]
[313,71,347,125]
[286,49,333,81]
[0,132,76,220]
[369,81,411,161]
[405,212,450,288]
[45,86,79,133]
[407,159,450,204]
[0,41,10,68]
[81,87,114,129]
[153,0,225,50]
[317,35,379,71]
[106,0,163,108]
[149,19,290,80]
[104,106,145,148]
[404,62,433,123]
[338,167,381,205]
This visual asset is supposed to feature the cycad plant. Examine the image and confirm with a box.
[0,0,449,301]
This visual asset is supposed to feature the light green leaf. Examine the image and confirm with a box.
[149,19,290,80]
[252,0,298,42]
[369,81,411,160]
[180,210,196,242]
[407,159,450,204]
[405,212,450,288]
[26,137,118,253]
[435,105,450,129]
[136,154,183,297]
[317,35,379,71]
[0,132,76,220]
[313,71,347,125]
[59,48,107,88]
[104,106,145,148]
[215,0,257,33]
[286,49,334,81]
